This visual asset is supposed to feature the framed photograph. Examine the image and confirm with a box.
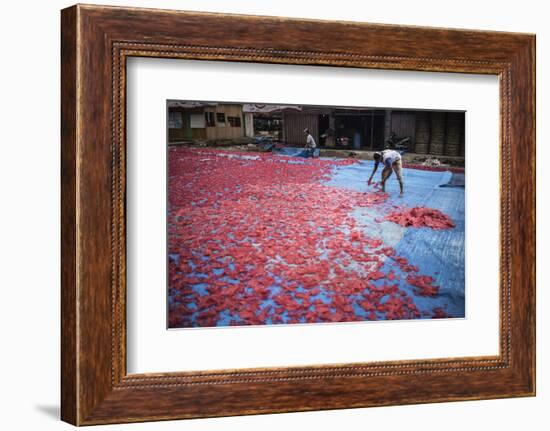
[61,4,535,425]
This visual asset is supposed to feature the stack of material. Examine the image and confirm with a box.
[422,157,442,168]
[414,111,430,154]
[445,112,462,156]
[429,111,446,155]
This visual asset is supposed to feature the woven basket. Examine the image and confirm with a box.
[429,111,446,155]
[414,111,430,154]
[445,112,462,156]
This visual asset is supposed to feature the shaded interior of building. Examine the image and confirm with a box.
[168,102,465,157]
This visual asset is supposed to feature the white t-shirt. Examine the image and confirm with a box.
[306,134,317,148]
[381,149,401,166]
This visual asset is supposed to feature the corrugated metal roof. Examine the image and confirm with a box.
[167,101,218,108]
[242,104,302,113]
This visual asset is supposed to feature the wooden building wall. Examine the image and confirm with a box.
[283,112,319,146]
[205,104,245,140]
[168,107,208,142]
[168,104,245,143]
[391,111,416,146]
[168,108,190,142]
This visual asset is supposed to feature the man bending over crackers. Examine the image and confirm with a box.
[367,149,404,196]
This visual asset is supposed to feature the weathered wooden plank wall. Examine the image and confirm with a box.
[283,113,319,146]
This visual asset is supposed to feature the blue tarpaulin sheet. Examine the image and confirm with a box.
[274,146,320,158]
[325,160,465,317]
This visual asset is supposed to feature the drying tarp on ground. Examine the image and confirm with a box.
[325,160,465,318]
[273,146,320,158]
[168,148,465,328]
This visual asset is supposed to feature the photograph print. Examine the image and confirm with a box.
[167,101,465,328]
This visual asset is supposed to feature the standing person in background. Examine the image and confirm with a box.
[303,128,317,158]
[368,149,404,196]
[320,126,335,148]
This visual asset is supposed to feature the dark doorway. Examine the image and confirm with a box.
[363,110,386,150]
[318,114,330,146]
[372,111,385,149]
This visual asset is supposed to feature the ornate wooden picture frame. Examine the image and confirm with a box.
[61,4,535,425]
